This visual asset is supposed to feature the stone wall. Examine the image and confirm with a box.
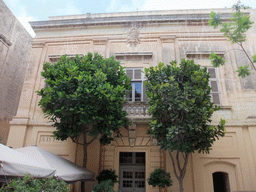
[0,0,32,144]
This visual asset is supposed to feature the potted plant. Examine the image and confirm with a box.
[148,168,173,192]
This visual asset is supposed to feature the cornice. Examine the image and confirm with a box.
[0,34,12,46]
[30,12,236,30]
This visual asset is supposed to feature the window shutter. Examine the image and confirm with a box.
[212,93,220,104]
[126,69,133,79]
[134,69,141,79]
[208,68,220,105]
[208,68,216,78]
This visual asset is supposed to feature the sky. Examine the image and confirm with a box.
[3,0,256,37]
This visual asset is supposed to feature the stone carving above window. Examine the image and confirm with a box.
[48,54,84,63]
[127,26,140,47]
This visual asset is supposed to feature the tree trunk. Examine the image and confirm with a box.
[81,131,87,192]
[178,178,184,192]
[168,151,189,192]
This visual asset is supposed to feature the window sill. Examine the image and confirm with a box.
[218,105,232,110]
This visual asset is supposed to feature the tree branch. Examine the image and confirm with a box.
[73,140,84,146]
[176,150,182,173]
[181,153,189,180]
[71,138,84,146]
[238,43,256,71]
[181,152,186,161]
[86,137,96,146]
[169,151,179,179]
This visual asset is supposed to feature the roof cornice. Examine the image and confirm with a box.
[30,11,243,30]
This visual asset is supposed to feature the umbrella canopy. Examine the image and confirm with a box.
[15,146,95,183]
[0,144,56,182]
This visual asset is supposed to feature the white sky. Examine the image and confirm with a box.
[3,0,256,37]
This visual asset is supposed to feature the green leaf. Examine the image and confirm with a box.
[236,65,251,78]
[209,53,226,68]
[208,12,221,29]
[252,55,256,63]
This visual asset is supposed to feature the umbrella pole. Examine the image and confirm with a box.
[0,161,9,186]
[81,130,87,192]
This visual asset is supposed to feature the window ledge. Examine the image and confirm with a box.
[219,105,232,110]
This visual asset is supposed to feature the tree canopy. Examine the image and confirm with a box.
[37,52,131,160]
[145,59,226,192]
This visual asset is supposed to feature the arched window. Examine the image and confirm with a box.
[212,172,230,192]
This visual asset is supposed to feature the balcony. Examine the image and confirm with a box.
[123,102,151,121]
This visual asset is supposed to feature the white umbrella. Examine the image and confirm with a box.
[15,146,95,183]
[0,144,56,182]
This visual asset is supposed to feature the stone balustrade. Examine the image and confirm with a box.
[123,102,150,117]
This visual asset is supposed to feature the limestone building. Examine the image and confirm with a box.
[7,8,256,192]
[0,0,32,144]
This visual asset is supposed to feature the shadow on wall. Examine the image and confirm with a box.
[0,119,10,145]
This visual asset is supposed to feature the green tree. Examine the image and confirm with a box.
[0,174,69,192]
[36,52,131,191]
[145,60,226,192]
[96,169,118,185]
[148,168,172,192]
[208,2,256,77]
[91,180,116,192]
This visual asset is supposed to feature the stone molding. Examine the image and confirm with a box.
[160,35,176,43]
[93,37,108,45]
[30,12,237,30]
[0,34,12,46]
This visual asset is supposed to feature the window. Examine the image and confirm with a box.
[212,172,230,192]
[125,68,147,102]
[119,152,146,192]
[186,53,223,104]
[208,68,221,105]
[120,152,145,165]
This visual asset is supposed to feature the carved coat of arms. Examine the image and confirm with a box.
[127,26,140,47]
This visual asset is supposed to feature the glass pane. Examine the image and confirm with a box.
[123,171,133,178]
[135,152,145,164]
[208,68,216,78]
[126,90,132,101]
[135,172,145,179]
[123,180,133,188]
[135,181,145,188]
[134,83,142,101]
[134,69,141,79]
[120,152,133,164]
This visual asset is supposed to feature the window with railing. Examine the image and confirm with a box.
[125,68,147,102]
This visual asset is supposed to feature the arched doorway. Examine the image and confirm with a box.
[212,172,230,192]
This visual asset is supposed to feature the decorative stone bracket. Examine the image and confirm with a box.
[129,121,136,146]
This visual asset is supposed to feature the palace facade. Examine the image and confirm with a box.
[7,8,256,192]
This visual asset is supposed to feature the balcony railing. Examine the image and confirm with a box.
[123,102,150,117]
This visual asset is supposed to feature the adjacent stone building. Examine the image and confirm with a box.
[0,0,32,144]
[7,8,256,192]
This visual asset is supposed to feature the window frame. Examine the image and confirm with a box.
[207,67,221,105]
[125,68,147,102]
